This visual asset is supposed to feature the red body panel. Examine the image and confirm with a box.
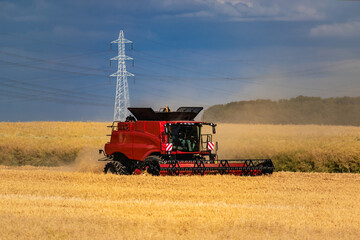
[105,122,134,159]
[105,121,205,161]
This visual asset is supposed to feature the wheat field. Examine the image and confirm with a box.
[1,122,360,239]
[0,122,109,166]
[0,166,359,239]
[214,124,360,172]
[1,122,360,172]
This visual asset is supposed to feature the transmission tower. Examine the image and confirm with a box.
[110,30,134,121]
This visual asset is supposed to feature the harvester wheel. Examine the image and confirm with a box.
[114,161,129,175]
[142,156,161,176]
[104,162,117,174]
[104,161,128,175]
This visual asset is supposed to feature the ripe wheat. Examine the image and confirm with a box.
[0,166,359,239]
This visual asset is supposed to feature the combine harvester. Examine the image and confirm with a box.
[99,107,274,176]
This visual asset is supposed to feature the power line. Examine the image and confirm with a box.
[131,53,360,92]
[0,32,108,53]
[2,42,354,94]
[0,77,113,101]
[2,31,358,113]
[0,48,338,102]
[0,51,228,105]
[0,50,111,73]
[0,59,106,77]
[0,87,111,107]
[127,33,360,93]
[131,50,355,80]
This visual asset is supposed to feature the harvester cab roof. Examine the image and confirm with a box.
[128,107,203,121]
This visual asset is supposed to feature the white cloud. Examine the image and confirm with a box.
[154,0,325,21]
[236,59,360,100]
[310,21,360,38]
[0,1,44,22]
[217,0,254,8]
[172,10,214,18]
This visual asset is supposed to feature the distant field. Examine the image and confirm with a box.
[0,166,359,239]
[0,122,109,166]
[214,124,360,173]
[0,122,360,172]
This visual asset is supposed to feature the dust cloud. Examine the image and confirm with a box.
[62,147,104,173]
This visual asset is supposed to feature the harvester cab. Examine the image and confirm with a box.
[166,121,217,155]
[99,107,274,176]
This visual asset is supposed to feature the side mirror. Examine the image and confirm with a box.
[212,126,216,134]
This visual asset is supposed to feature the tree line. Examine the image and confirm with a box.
[202,96,360,125]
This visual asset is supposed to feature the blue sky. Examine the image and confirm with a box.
[0,0,360,121]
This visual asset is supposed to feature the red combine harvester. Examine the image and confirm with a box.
[99,107,274,176]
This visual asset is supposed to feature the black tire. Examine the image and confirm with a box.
[142,156,161,176]
[113,153,133,175]
[104,161,129,175]
[104,162,117,174]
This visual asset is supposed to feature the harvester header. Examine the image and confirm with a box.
[99,106,274,176]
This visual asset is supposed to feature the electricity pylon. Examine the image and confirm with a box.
[110,30,134,121]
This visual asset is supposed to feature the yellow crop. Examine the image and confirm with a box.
[0,166,359,239]
[0,121,108,153]
[213,124,360,172]
[0,122,109,166]
[0,122,359,171]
